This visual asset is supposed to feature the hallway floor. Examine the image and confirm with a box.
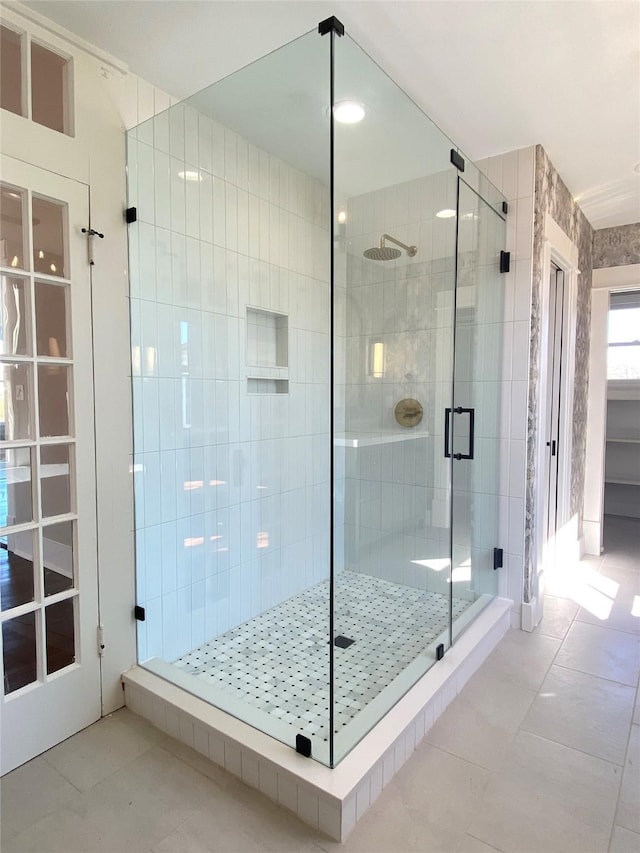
[2,515,638,853]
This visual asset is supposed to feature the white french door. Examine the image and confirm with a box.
[0,155,100,774]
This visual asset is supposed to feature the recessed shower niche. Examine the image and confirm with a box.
[125,14,510,838]
[246,307,289,394]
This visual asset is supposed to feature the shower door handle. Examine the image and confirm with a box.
[444,406,475,460]
[444,408,452,458]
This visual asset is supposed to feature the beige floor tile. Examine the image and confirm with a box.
[43,707,167,791]
[616,724,640,834]
[152,791,324,853]
[426,668,535,771]
[555,622,640,686]
[467,731,621,853]
[6,741,230,853]
[577,563,640,635]
[321,800,462,853]
[521,665,635,764]
[457,836,503,853]
[610,824,640,853]
[318,745,491,853]
[3,770,191,853]
[544,556,602,600]
[601,518,640,573]
[536,595,578,639]
[482,628,561,691]
[0,756,80,843]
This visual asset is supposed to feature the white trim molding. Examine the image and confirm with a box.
[528,214,580,632]
[584,264,640,552]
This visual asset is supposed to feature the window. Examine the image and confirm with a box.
[0,26,24,117]
[0,25,72,136]
[607,290,640,380]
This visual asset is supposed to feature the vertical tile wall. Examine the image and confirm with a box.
[127,102,331,662]
[474,146,535,623]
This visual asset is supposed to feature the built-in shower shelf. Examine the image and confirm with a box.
[335,432,430,448]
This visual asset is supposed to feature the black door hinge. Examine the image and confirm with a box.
[502,201,509,215]
[134,605,145,621]
[450,149,465,172]
[125,207,137,224]
[493,548,504,570]
[500,251,510,273]
[436,643,445,660]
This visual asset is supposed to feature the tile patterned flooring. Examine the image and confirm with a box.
[1,515,638,852]
[173,571,468,741]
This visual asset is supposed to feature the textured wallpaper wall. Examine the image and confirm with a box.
[593,223,640,268]
[524,145,593,601]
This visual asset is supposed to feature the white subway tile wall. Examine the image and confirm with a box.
[474,146,535,622]
[128,101,331,663]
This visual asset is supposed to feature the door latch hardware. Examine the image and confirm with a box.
[82,227,104,266]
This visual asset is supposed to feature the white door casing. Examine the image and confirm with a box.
[523,214,578,632]
[0,154,100,774]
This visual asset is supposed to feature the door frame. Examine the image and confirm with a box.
[583,264,640,555]
[0,3,137,724]
[524,213,579,631]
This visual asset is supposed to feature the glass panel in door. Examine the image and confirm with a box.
[332,32,458,764]
[0,155,100,775]
[450,178,506,641]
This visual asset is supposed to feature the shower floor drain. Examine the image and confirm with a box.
[334,636,355,649]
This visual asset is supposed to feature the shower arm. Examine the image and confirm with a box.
[380,234,418,257]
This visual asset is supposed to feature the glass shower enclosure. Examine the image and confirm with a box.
[126,19,506,768]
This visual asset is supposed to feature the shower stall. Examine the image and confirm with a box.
[126,18,506,769]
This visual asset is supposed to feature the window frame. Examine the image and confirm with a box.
[0,24,75,138]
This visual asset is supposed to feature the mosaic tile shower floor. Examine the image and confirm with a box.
[173,571,470,741]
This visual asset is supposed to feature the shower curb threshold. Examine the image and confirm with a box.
[123,597,511,841]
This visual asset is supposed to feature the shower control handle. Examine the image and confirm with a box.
[444,406,475,460]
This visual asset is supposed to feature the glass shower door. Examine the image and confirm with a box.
[450,177,506,640]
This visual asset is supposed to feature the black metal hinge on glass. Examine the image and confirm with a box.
[318,16,344,36]
[125,206,137,224]
[444,407,475,460]
[493,548,504,571]
[450,149,465,171]
[546,439,557,457]
[296,734,312,757]
[500,250,510,273]
[436,643,445,661]
[502,201,509,215]
[134,605,145,621]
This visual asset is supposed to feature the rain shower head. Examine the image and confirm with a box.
[364,245,401,261]
[363,233,417,261]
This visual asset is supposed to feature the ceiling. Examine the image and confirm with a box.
[21,0,640,229]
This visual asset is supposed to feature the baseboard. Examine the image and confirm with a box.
[123,597,512,841]
[521,597,542,633]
